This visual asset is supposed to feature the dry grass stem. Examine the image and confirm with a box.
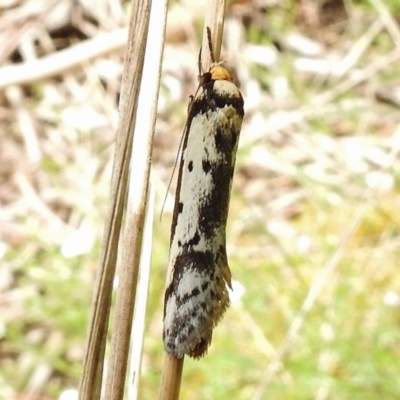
[201,0,227,70]
[332,18,383,79]
[0,28,127,89]
[369,0,400,43]
[127,186,156,399]
[158,354,185,400]
[104,0,168,399]
[252,205,366,400]
[79,1,158,399]
[313,47,400,105]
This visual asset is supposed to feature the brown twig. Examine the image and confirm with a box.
[79,1,156,399]
[103,0,168,398]
[158,354,185,400]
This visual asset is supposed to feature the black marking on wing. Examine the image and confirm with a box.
[189,84,244,119]
[187,231,200,247]
[202,159,212,173]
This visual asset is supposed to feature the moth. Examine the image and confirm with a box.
[163,28,244,359]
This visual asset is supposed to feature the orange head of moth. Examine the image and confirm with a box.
[209,64,233,82]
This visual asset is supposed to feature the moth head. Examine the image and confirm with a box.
[209,62,233,82]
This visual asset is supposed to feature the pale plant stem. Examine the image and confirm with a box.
[79,1,162,399]
[104,0,168,399]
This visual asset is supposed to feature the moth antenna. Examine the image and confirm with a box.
[160,97,194,221]
[206,26,215,63]
[197,47,202,76]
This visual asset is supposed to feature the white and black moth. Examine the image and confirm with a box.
[163,32,244,359]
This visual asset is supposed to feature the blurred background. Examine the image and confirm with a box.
[1,0,400,399]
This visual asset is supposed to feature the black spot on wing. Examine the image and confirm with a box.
[202,160,211,173]
[188,161,193,171]
[214,128,224,152]
[187,230,200,247]
[181,286,200,303]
